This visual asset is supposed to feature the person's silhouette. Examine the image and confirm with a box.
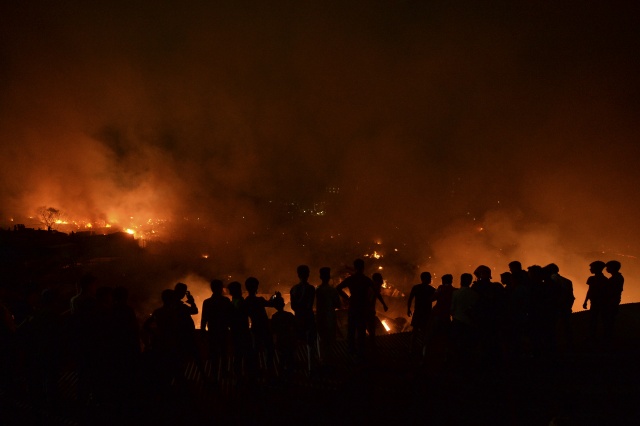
[315,267,341,363]
[290,265,318,372]
[450,273,478,360]
[528,265,557,357]
[227,281,250,380]
[173,282,205,383]
[270,292,296,376]
[21,289,62,407]
[544,263,574,349]
[201,279,232,382]
[110,286,139,404]
[337,259,375,358]
[367,272,389,346]
[148,289,182,389]
[69,274,99,405]
[583,261,609,342]
[431,274,455,356]
[407,272,436,357]
[244,277,276,377]
[604,260,624,343]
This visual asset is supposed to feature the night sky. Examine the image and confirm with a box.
[1,1,639,302]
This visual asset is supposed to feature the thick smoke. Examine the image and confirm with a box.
[1,2,639,305]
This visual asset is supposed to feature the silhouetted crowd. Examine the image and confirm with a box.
[407,260,624,366]
[0,258,625,412]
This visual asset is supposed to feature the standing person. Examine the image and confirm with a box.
[450,273,479,360]
[544,263,574,349]
[93,286,115,404]
[604,260,624,343]
[528,265,557,357]
[201,279,232,382]
[270,292,296,376]
[506,261,533,358]
[509,261,532,289]
[0,285,16,389]
[110,286,140,405]
[69,274,99,406]
[583,261,609,342]
[244,277,276,377]
[148,289,182,391]
[315,267,341,363]
[471,265,506,362]
[227,282,250,380]
[431,274,455,355]
[21,289,63,408]
[407,272,436,357]
[368,273,389,343]
[174,282,198,319]
[290,265,318,372]
[172,282,205,383]
[336,259,375,358]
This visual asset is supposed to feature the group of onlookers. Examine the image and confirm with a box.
[406,260,624,362]
[0,257,626,409]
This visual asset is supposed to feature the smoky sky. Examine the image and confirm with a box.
[1,1,639,302]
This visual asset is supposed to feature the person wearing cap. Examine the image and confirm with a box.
[582,261,609,341]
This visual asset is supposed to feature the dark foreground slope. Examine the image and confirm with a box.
[2,304,639,426]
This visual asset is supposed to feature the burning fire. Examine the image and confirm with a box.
[365,250,383,259]
[25,206,169,241]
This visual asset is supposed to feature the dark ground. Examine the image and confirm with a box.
[2,304,640,426]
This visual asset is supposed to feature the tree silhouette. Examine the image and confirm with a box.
[37,206,61,231]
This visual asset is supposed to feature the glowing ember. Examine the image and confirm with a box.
[381,320,391,332]
[125,229,135,235]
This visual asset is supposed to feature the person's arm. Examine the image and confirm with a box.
[264,295,278,308]
[186,291,198,315]
[583,283,591,310]
[336,280,350,302]
[200,300,208,331]
[290,287,299,312]
[308,287,316,311]
[330,288,342,310]
[376,292,388,312]
[407,287,415,317]
[432,286,440,302]
[450,292,456,316]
